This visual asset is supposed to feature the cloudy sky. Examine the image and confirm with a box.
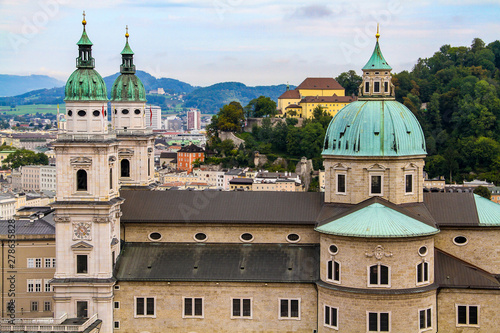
[0,0,499,87]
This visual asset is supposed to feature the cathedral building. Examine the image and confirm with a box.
[4,15,498,333]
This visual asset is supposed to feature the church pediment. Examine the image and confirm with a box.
[332,163,349,171]
[118,148,134,156]
[403,162,418,171]
[367,163,387,171]
[70,157,92,165]
[71,241,93,250]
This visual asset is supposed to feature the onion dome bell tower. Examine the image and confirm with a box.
[111,27,155,189]
[111,26,147,131]
[52,13,120,333]
[322,26,427,205]
[64,12,109,134]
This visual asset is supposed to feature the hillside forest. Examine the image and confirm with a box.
[207,38,500,185]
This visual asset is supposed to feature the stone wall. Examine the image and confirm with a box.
[323,155,426,204]
[123,223,319,244]
[320,234,435,289]
[113,281,317,333]
[218,131,245,147]
[434,228,500,274]
[243,117,304,132]
[437,289,500,332]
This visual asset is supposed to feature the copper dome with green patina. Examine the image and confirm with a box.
[64,17,108,102]
[111,29,146,102]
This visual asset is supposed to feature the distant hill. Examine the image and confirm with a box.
[0,72,291,113]
[184,82,292,113]
[103,70,196,95]
[0,75,64,97]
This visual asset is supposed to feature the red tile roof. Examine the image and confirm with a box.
[278,89,300,99]
[297,78,344,90]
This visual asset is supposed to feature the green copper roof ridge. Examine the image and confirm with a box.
[315,202,439,238]
[473,194,500,226]
[77,28,93,46]
[121,39,134,55]
[362,41,391,70]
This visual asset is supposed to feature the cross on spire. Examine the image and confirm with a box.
[82,11,86,27]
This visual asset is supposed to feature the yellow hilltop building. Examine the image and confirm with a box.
[278,77,357,118]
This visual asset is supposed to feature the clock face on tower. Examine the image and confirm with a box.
[73,222,91,240]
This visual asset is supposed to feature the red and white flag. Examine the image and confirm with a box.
[150,105,153,127]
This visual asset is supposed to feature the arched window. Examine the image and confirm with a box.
[368,264,390,287]
[327,260,340,283]
[121,159,130,178]
[416,261,429,284]
[110,168,113,189]
[76,169,87,191]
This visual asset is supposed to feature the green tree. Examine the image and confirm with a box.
[473,186,491,199]
[2,149,49,169]
[335,70,362,96]
[245,96,277,118]
[207,101,245,134]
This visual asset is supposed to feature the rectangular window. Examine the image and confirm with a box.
[114,321,120,329]
[27,280,34,293]
[76,255,88,274]
[419,308,432,329]
[44,280,51,292]
[368,312,390,332]
[45,258,51,268]
[35,258,42,268]
[405,174,413,193]
[324,305,338,329]
[374,82,380,93]
[28,258,34,268]
[279,299,300,319]
[34,280,41,292]
[53,258,56,268]
[232,298,252,318]
[365,81,370,93]
[44,301,51,312]
[135,297,155,317]
[31,301,38,312]
[327,260,340,283]
[384,81,389,93]
[370,175,382,195]
[184,297,203,318]
[457,305,479,326]
[114,301,120,309]
[337,174,346,194]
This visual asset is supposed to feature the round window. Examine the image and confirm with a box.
[93,110,100,117]
[67,110,73,117]
[418,246,428,256]
[329,244,338,255]
[194,232,207,242]
[122,109,129,115]
[286,233,300,243]
[77,110,86,117]
[148,232,162,241]
[240,233,254,242]
[453,236,468,246]
[134,109,141,115]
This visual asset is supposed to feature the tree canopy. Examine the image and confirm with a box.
[2,149,49,169]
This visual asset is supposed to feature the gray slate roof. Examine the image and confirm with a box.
[435,249,500,289]
[115,242,319,283]
[0,218,55,235]
[120,190,323,224]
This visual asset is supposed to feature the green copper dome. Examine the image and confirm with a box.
[362,41,392,70]
[64,14,108,102]
[322,100,426,156]
[111,74,146,102]
[65,68,108,102]
[111,28,146,102]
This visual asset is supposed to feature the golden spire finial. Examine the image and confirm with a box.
[375,23,380,41]
[82,11,86,26]
[125,25,129,39]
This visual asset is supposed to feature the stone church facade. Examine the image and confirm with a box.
[48,16,500,333]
